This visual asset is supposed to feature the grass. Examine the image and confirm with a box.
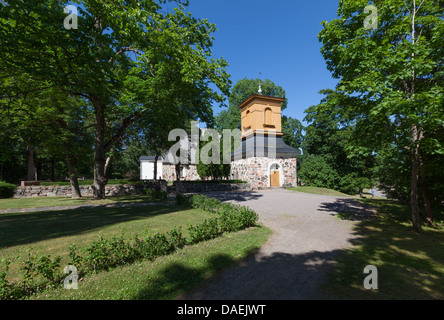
[0,195,165,210]
[287,186,386,199]
[0,201,271,300]
[324,198,444,299]
[287,186,354,197]
[32,227,271,300]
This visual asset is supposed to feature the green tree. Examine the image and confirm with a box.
[0,86,94,197]
[196,129,231,181]
[298,154,339,189]
[318,0,443,232]
[302,90,375,195]
[1,0,231,199]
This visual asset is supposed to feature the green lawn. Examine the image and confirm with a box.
[0,195,165,210]
[32,227,271,300]
[324,199,444,299]
[288,186,386,199]
[0,202,271,300]
[287,186,354,197]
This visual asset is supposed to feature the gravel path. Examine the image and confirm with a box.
[179,189,374,300]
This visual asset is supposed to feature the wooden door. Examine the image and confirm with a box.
[271,171,280,187]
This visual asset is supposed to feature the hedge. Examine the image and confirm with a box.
[0,181,17,199]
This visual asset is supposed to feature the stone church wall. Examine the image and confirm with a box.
[162,164,200,182]
[231,157,297,189]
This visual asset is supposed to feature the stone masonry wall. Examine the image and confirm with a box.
[174,182,252,194]
[14,181,167,198]
[162,164,200,182]
[231,157,297,189]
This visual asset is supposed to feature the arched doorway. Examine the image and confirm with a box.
[270,163,281,187]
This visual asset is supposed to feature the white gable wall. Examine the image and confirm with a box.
[140,160,163,180]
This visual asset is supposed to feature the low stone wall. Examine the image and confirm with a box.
[173,182,252,194]
[14,181,167,198]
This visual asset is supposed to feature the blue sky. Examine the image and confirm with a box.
[180,0,341,126]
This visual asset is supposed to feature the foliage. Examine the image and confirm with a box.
[1,0,231,199]
[298,155,339,190]
[142,188,167,201]
[318,0,444,231]
[187,218,222,244]
[0,259,11,300]
[196,129,231,181]
[0,181,17,199]
[175,193,192,206]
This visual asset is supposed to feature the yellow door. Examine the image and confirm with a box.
[271,171,280,187]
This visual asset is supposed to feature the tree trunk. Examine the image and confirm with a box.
[51,158,56,182]
[175,164,181,182]
[66,153,82,199]
[104,155,113,182]
[92,100,107,200]
[27,144,36,181]
[154,154,159,181]
[421,176,433,225]
[410,125,423,233]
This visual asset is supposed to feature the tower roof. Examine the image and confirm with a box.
[237,94,285,110]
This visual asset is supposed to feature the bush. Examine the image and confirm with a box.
[0,181,17,199]
[298,155,339,189]
[0,259,11,300]
[167,227,186,250]
[187,218,222,244]
[143,188,167,201]
[176,193,192,206]
[190,194,221,212]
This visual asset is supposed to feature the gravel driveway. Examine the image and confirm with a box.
[179,188,373,300]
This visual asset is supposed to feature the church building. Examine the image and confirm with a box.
[140,92,300,188]
[230,94,300,188]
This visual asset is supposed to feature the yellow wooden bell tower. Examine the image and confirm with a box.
[238,94,284,139]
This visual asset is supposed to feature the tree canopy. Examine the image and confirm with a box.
[0,0,231,198]
[317,0,444,231]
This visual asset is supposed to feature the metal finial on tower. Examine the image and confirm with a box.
[258,73,263,95]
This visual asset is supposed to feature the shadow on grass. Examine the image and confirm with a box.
[0,204,181,249]
[133,249,345,300]
[318,198,444,299]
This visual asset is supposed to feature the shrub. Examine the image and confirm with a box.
[0,181,17,199]
[338,175,371,195]
[176,193,192,206]
[187,218,221,244]
[142,233,172,259]
[0,259,11,300]
[167,227,186,250]
[143,188,167,201]
[36,255,62,285]
[298,155,339,189]
[190,194,221,212]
